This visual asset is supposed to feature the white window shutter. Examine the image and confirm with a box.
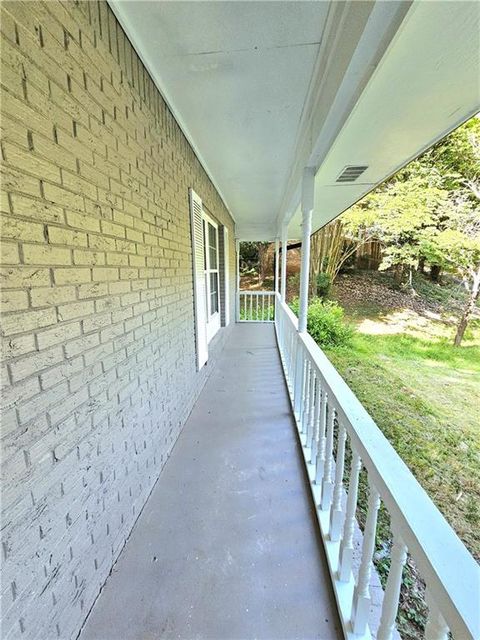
[223,227,230,326]
[189,188,208,370]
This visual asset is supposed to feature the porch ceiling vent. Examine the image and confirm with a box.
[336,165,368,183]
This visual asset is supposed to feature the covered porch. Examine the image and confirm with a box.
[1,0,478,638]
[82,1,479,635]
[80,299,479,640]
[81,323,341,639]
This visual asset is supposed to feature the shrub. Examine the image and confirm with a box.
[316,272,332,298]
[289,297,353,348]
[287,273,300,298]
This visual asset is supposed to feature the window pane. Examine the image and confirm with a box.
[210,291,219,314]
[203,221,207,271]
[210,272,219,314]
[204,273,209,316]
[208,222,217,268]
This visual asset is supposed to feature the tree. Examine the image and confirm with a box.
[309,218,377,293]
[421,207,480,346]
[239,242,259,272]
[343,177,449,288]
[257,242,270,285]
[239,241,271,286]
[341,117,479,290]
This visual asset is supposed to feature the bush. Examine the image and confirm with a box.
[316,272,332,298]
[289,297,353,348]
[287,273,300,298]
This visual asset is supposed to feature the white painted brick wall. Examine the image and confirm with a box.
[0,2,236,638]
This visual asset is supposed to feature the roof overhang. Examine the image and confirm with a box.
[110,0,479,240]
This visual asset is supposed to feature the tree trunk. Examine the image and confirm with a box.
[393,264,404,284]
[418,257,425,274]
[309,232,321,296]
[430,264,442,282]
[257,242,269,286]
[454,268,480,346]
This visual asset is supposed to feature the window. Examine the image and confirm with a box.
[203,214,220,341]
[189,188,227,370]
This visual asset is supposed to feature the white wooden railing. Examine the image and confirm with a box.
[237,291,275,322]
[274,294,479,640]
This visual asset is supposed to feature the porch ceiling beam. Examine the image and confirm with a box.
[110,1,478,242]
[277,0,413,230]
[283,0,480,239]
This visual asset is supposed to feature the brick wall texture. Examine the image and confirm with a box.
[0,2,236,638]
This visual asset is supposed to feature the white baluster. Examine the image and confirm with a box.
[291,335,296,389]
[305,365,316,444]
[262,294,265,321]
[301,360,311,434]
[249,293,252,320]
[309,376,321,458]
[321,405,335,510]
[293,344,304,417]
[284,326,288,365]
[377,533,407,640]
[329,423,347,541]
[424,590,449,640]
[338,450,361,582]
[315,389,327,485]
[288,329,294,382]
[352,481,380,635]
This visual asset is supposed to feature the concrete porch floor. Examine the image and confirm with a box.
[80,323,341,640]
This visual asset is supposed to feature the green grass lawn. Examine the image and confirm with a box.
[323,273,479,638]
[326,328,480,560]
[325,271,480,559]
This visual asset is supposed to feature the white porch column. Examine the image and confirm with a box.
[298,168,315,334]
[274,237,280,294]
[235,239,240,322]
[280,224,287,301]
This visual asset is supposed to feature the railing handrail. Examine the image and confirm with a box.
[275,294,480,639]
[238,289,275,294]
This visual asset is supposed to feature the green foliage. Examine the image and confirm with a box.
[342,117,480,281]
[326,328,480,559]
[239,241,259,270]
[239,304,274,321]
[413,116,480,197]
[316,272,332,298]
[289,297,353,347]
[328,272,480,638]
[288,273,300,288]
[421,217,480,276]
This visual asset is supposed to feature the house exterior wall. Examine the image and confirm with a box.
[0,2,235,638]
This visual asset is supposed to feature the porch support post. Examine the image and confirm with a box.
[274,237,280,294]
[236,239,240,322]
[298,168,315,334]
[280,224,287,301]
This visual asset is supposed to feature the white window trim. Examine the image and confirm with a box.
[189,188,208,370]
[223,227,230,326]
[203,211,221,342]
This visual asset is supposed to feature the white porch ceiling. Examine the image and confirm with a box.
[111,0,479,240]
